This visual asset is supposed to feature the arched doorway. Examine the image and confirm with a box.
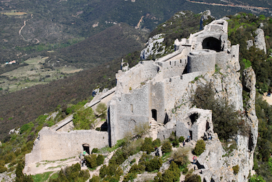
[82,144,90,154]
[151,109,157,121]
[202,37,222,52]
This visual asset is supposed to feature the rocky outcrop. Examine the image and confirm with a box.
[247,40,253,50]
[140,34,165,60]
[254,28,267,54]
[172,52,258,181]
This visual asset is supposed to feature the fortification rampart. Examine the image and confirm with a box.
[157,59,187,79]
[116,61,158,93]
[24,128,108,169]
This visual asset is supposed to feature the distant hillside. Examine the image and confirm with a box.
[43,23,148,68]
[0,0,270,69]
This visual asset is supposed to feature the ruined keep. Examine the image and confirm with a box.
[24,19,258,182]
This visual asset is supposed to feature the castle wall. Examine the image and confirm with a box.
[187,50,216,73]
[164,72,204,110]
[176,122,190,139]
[157,59,187,79]
[24,128,108,167]
[157,128,176,141]
[109,84,150,146]
[150,82,165,124]
[116,61,158,93]
[215,52,231,70]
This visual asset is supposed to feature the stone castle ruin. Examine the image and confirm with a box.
[24,19,258,182]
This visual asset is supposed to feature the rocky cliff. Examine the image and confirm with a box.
[169,50,258,181]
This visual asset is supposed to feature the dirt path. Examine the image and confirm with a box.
[135,16,144,29]
[19,14,33,42]
[186,0,270,11]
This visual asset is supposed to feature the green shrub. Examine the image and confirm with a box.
[179,136,185,142]
[134,122,150,138]
[172,148,189,167]
[242,59,251,69]
[20,122,34,134]
[92,148,99,153]
[185,174,201,182]
[123,173,137,182]
[96,154,104,166]
[73,107,96,130]
[141,138,155,154]
[109,149,126,165]
[259,15,266,21]
[0,166,7,173]
[169,132,176,142]
[99,165,108,178]
[192,83,249,140]
[161,140,172,154]
[79,170,90,180]
[89,175,100,182]
[96,103,107,118]
[15,161,33,182]
[4,152,16,164]
[232,165,239,175]
[145,157,162,172]
[0,160,5,166]
[152,138,161,147]
[154,172,163,182]
[154,161,180,182]
[172,139,179,147]
[194,140,206,156]
[85,154,97,168]
[50,163,89,182]
[183,167,188,174]
[249,175,265,182]
[129,163,145,174]
[66,107,72,115]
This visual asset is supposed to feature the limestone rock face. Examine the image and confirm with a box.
[254,28,267,54]
[140,34,165,60]
[173,55,258,181]
[247,40,253,50]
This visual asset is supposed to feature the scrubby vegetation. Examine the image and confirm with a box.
[172,147,190,169]
[193,140,206,156]
[161,140,172,154]
[192,83,249,141]
[140,137,161,154]
[73,107,96,130]
[154,161,181,182]
[49,163,90,182]
[232,165,239,175]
